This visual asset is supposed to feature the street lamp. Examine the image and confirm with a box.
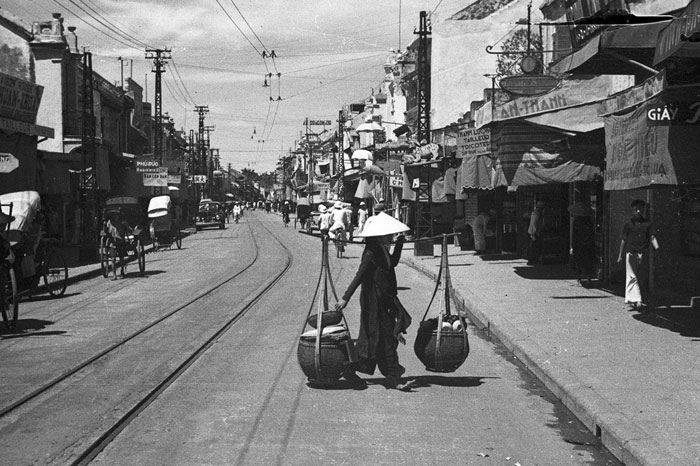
[356,116,384,149]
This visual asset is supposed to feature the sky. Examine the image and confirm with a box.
[2,0,475,173]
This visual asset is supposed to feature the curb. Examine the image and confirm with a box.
[402,255,690,466]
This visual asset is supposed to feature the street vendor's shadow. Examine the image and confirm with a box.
[633,299,700,339]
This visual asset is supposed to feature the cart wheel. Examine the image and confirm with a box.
[1,267,18,331]
[43,249,68,296]
[175,231,182,249]
[99,236,109,278]
[137,240,145,275]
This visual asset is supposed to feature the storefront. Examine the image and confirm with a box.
[602,77,700,294]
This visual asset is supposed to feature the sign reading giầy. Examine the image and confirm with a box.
[0,72,44,124]
[604,96,677,190]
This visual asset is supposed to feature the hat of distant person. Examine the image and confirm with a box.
[374,202,385,213]
[359,201,366,206]
[334,200,343,209]
[356,212,409,238]
[318,205,327,212]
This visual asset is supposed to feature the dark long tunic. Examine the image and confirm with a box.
[342,240,405,377]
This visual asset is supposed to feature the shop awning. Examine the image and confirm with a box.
[550,21,672,76]
[457,153,507,191]
[654,0,700,65]
[492,122,604,186]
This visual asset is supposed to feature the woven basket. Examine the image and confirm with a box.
[297,331,351,383]
[306,311,343,329]
[414,324,469,373]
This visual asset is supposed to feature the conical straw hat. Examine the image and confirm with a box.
[356,212,409,238]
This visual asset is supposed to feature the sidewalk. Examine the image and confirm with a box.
[401,242,700,466]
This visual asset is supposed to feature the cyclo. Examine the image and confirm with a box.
[0,191,68,331]
[148,195,182,251]
[99,196,146,279]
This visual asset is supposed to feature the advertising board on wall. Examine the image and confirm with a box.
[456,127,490,158]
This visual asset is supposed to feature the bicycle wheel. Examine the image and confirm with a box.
[137,239,146,275]
[99,236,109,278]
[175,230,182,249]
[1,267,19,331]
[43,249,68,296]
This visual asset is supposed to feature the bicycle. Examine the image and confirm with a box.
[283,212,290,227]
[331,226,346,258]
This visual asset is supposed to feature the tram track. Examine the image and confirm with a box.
[0,214,294,466]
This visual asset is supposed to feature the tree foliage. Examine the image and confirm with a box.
[496,28,543,77]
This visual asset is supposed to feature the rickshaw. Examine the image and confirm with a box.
[0,191,68,330]
[148,195,182,251]
[99,196,145,278]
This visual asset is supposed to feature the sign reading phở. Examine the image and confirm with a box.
[136,157,160,173]
[456,127,490,158]
[0,152,19,173]
[0,72,44,124]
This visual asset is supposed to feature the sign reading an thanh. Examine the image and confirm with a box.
[499,75,560,97]
[0,72,44,123]
[475,75,621,128]
[456,127,491,158]
[136,157,160,173]
[0,152,19,173]
[142,172,168,187]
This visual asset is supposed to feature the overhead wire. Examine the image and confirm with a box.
[73,0,154,49]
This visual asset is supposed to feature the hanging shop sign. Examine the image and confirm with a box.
[475,74,620,128]
[167,175,181,184]
[306,119,332,126]
[599,71,666,116]
[604,96,677,190]
[389,175,403,188]
[0,152,19,173]
[142,172,168,187]
[0,72,44,123]
[456,127,490,158]
[499,74,560,97]
[136,157,160,173]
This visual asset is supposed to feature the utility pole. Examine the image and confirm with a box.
[336,108,346,201]
[203,125,215,198]
[145,48,172,165]
[81,49,96,247]
[305,118,313,204]
[194,105,209,200]
[415,11,431,144]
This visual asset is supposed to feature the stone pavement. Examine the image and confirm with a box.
[400,241,700,466]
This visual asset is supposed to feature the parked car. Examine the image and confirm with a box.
[195,199,225,231]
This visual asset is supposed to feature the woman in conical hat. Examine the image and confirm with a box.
[335,212,413,390]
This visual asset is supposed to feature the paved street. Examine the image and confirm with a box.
[0,211,622,466]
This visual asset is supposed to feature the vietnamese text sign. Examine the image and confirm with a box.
[599,71,666,116]
[604,97,677,190]
[0,152,19,173]
[167,175,181,184]
[307,119,332,125]
[0,72,44,123]
[142,172,168,187]
[456,127,490,158]
[193,175,207,184]
[136,157,160,173]
[475,75,620,128]
[389,175,403,188]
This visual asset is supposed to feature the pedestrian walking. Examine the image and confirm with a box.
[568,201,596,287]
[616,199,659,309]
[473,207,496,255]
[527,201,546,265]
[356,201,368,235]
[335,212,413,391]
[317,204,331,237]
